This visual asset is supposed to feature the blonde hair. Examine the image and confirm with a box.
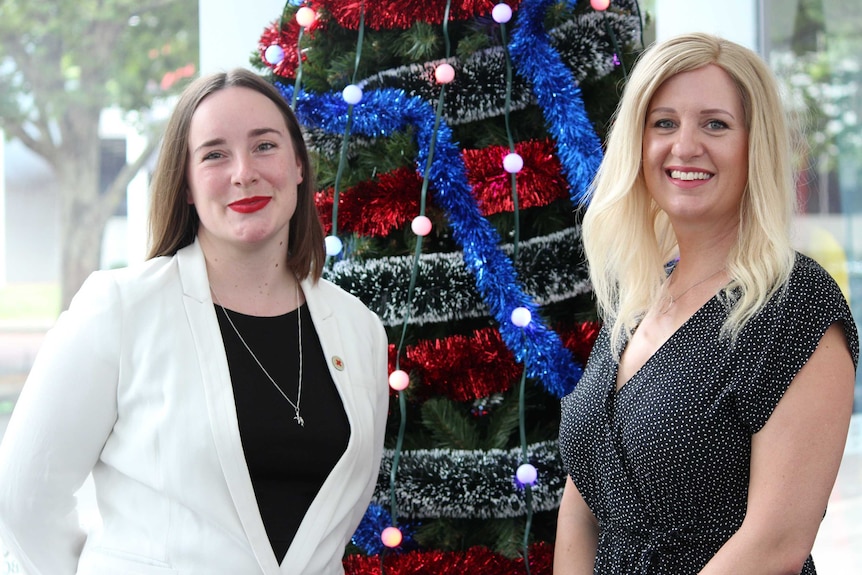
[582,32,797,356]
[147,69,325,282]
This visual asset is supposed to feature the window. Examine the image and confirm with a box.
[763,0,862,411]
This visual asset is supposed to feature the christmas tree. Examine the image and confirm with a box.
[254,1,643,572]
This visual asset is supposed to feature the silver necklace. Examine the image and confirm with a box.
[660,267,725,315]
[212,282,305,427]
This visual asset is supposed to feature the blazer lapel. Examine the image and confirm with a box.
[177,241,282,574]
[279,278,358,573]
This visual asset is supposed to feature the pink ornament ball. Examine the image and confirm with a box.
[590,0,610,10]
[381,526,403,548]
[389,370,410,391]
[503,152,523,174]
[411,215,433,237]
[492,3,513,24]
[511,306,531,327]
[434,63,455,84]
[517,463,538,485]
[264,44,284,65]
[296,7,317,27]
[324,235,343,256]
[342,84,363,105]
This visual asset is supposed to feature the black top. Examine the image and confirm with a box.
[559,253,859,574]
[216,303,350,564]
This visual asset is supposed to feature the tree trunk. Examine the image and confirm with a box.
[59,195,107,311]
[54,124,162,311]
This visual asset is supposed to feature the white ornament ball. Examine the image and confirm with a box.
[342,84,363,105]
[510,306,532,327]
[503,152,524,174]
[517,463,538,485]
[492,3,513,24]
[264,44,285,65]
[324,235,343,256]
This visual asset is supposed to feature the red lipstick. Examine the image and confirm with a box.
[229,196,271,213]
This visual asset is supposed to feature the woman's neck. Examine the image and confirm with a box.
[199,236,300,316]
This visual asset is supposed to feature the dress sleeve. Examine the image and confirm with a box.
[731,255,859,434]
[0,271,121,575]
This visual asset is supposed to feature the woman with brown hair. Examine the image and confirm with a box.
[0,68,389,574]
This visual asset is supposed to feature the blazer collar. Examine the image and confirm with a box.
[176,239,211,303]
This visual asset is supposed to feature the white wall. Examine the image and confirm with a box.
[199,0,287,76]
[655,0,758,49]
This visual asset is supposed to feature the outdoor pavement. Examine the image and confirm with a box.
[0,327,861,573]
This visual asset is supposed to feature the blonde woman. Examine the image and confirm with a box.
[556,33,858,574]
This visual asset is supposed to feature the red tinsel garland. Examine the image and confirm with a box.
[463,140,568,216]
[316,167,422,237]
[556,320,601,366]
[258,1,327,79]
[316,140,568,236]
[387,321,601,402]
[344,542,553,575]
[397,327,522,402]
[317,0,524,31]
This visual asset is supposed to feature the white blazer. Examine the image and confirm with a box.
[0,240,390,574]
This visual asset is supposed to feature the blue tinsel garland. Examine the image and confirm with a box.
[281,83,579,398]
[351,503,418,555]
[268,0,625,398]
[509,0,604,205]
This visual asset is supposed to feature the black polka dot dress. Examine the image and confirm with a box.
[559,253,859,574]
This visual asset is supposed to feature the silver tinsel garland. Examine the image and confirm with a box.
[323,227,591,327]
[371,439,565,519]
[355,9,641,127]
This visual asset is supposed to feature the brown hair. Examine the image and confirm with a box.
[147,68,325,282]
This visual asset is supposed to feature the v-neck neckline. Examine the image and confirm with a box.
[612,294,720,399]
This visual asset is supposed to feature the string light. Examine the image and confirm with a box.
[381,526,404,548]
[342,84,363,105]
[410,215,432,237]
[295,6,317,28]
[492,3,513,23]
[264,44,284,65]
[516,463,538,486]
[388,370,410,391]
[503,152,524,174]
[324,235,343,256]
[511,306,532,327]
[434,63,455,84]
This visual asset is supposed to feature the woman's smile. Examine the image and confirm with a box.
[228,196,272,214]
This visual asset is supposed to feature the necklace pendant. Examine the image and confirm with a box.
[294,411,305,427]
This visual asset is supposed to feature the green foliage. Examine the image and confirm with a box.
[416,516,526,557]
[394,22,442,61]
[421,397,483,450]
[0,1,199,136]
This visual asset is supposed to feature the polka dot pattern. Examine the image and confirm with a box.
[559,253,859,574]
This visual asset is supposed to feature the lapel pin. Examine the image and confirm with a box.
[332,356,345,371]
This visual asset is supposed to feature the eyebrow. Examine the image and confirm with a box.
[192,127,284,155]
[648,106,737,120]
